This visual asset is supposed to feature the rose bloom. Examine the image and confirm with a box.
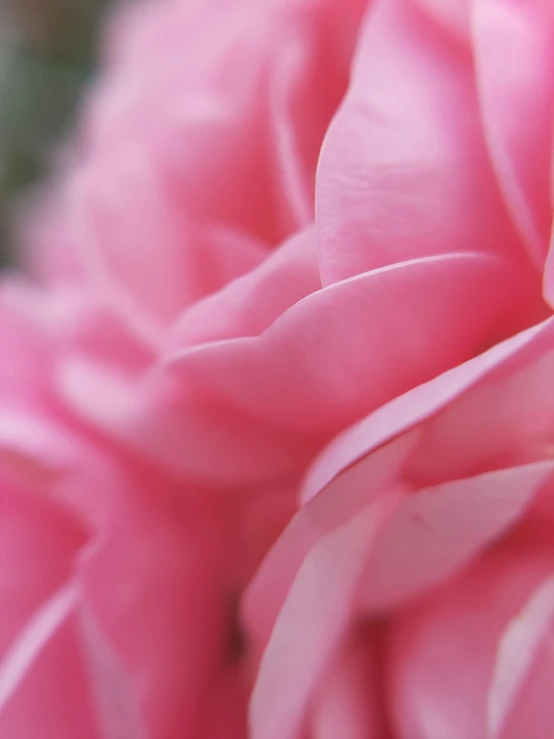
[4,0,554,737]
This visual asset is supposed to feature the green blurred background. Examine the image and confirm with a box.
[0,0,111,261]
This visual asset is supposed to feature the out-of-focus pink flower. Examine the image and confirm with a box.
[7,0,554,737]
[36,0,366,343]
[0,276,274,737]
[21,0,375,485]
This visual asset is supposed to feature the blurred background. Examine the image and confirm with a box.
[0,0,112,262]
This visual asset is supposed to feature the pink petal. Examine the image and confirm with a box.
[544,226,554,310]
[0,584,76,711]
[387,537,554,739]
[57,356,314,484]
[195,666,248,739]
[230,477,299,585]
[301,316,554,506]
[0,409,81,491]
[79,603,148,739]
[1,277,151,374]
[78,492,230,739]
[265,0,366,230]
[489,576,554,738]
[16,189,86,286]
[360,462,554,612]
[412,0,470,42]
[0,480,87,661]
[166,252,539,435]
[54,0,367,343]
[249,495,400,739]
[0,402,147,532]
[71,160,267,345]
[407,347,554,485]
[316,0,524,285]
[0,584,98,739]
[243,433,417,657]
[473,0,554,269]
[0,279,56,406]
[83,1,282,241]
[311,628,389,739]
[268,26,321,228]
[497,643,554,739]
[164,226,321,351]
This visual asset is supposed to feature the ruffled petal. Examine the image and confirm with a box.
[70,158,268,345]
[301,316,554,506]
[165,252,539,435]
[57,356,314,484]
[164,226,321,351]
[46,0,367,343]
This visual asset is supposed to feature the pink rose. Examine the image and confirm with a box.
[6,0,554,737]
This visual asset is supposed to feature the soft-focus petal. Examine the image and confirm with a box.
[412,0,470,42]
[311,628,390,739]
[0,480,87,660]
[49,0,367,343]
[79,604,148,739]
[195,666,248,739]
[71,157,268,345]
[57,357,315,484]
[0,585,98,739]
[79,490,230,739]
[164,226,321,350]
[488,575,554,739]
